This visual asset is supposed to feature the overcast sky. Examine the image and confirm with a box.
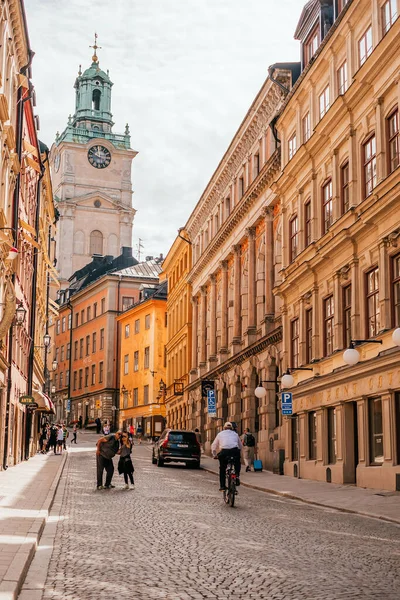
[26,0,304,259]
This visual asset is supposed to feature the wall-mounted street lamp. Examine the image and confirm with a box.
[14,301,26,326]
[343,339,383,366]
[52,359,58,371]
[392,328,400,347]
[254,367,313,397]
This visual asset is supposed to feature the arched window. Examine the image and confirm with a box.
[74,230,85,255]
[90,230,103,255]
[92,89,101,111]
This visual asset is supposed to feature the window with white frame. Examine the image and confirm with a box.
[359,26,372,66]
[319,86,330,120]
[302,112,310,143]
[288,133,297,160]
[124,354,129,375]
[382,0,398,35]
[337,61,348,95]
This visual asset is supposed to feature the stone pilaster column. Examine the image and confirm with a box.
[379,239,391,331]
[333,271,341,352]
[263,207,275,331]
[190,295,198,373]
[350,258,360,339]
[209,274,217,362]
[299,295,305,364]
[232,244,242,347]
[311,284,320,360]
[199,286,207,367]
[375,97,385,182]
[247,226,257,332]
[332,149,340,221]
[220,260,229,355]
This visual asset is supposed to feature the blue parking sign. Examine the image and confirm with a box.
[281,392,293,416]
[207,390,217,417]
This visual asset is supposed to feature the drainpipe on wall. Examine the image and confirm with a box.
[114,275,122,431]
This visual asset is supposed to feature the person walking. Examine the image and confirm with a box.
[95,417,102,434]
[56,425,64,455]
[136,424,143,444]
[71,424,78,444]
[129,423,134,442]
[48,425,57,454]
[241,428,256,472]
[103,422,110,435]
[62,425,69,450]
[96,431,123,490]
[118,432,135,489]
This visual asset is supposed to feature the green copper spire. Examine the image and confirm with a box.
[56,34,131,150]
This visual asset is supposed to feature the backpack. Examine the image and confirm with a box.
[244,433,255,447]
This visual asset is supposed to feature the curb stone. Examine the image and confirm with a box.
[200,465,400,526]
[1,452,68,600]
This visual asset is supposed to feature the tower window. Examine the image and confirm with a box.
[92,89,101,111]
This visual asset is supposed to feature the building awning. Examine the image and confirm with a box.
[33,390,55,414]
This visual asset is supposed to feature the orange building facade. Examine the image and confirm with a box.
[117,282,167,437]
[162,234,192,430]
[53,257,163,427]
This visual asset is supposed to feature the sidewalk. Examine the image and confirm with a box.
[200,454,400,525]
[0,450,67,600]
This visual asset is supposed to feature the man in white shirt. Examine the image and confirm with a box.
[211,422,243,491]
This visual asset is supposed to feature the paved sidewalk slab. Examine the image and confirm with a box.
[200,455,400,525]
[0,451,67,600]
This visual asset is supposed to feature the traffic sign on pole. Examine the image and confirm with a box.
[207,389,217,417]
[281,391,293,415]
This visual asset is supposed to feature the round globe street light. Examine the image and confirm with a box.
[254,386,267,398]
[281,371,295,389]
[392,328,400,346]
[343,339,383,366]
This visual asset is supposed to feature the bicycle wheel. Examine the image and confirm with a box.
[229,479,236,507]
[224,477,230,504]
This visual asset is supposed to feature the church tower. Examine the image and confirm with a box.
[50,35,137,285]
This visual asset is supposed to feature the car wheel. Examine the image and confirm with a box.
[193,461,200,469]
[152,451,157,465]
[157,456,164,467]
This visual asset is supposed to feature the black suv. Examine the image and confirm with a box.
[152,429,201,468]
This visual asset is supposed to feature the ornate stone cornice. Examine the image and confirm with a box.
[187,151,280,284]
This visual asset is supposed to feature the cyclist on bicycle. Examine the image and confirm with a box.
[211,422,242,491]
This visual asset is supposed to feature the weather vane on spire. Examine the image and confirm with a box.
[89,32,102,64]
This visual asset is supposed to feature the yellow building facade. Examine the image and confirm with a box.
[275,0,400,490]
[118,283,167,437]
[162,234,192,429]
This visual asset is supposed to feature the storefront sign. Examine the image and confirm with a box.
[95,399,101,409]
[174,382,184,396]
[201,380,214,398]
[19,395,35,405]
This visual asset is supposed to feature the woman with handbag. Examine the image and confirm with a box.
[118,433,135,490]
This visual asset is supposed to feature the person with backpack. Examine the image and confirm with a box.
[241,428,256,472]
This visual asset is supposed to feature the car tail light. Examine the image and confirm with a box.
[162,435,169,448]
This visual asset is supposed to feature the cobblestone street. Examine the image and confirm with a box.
[22,433,400,600]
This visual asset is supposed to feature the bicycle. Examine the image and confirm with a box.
[223,455,238,507]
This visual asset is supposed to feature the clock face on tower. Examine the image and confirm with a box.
[87,145,111,169]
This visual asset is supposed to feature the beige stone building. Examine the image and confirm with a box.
[185,65,300,470]
[275,0,400,490]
